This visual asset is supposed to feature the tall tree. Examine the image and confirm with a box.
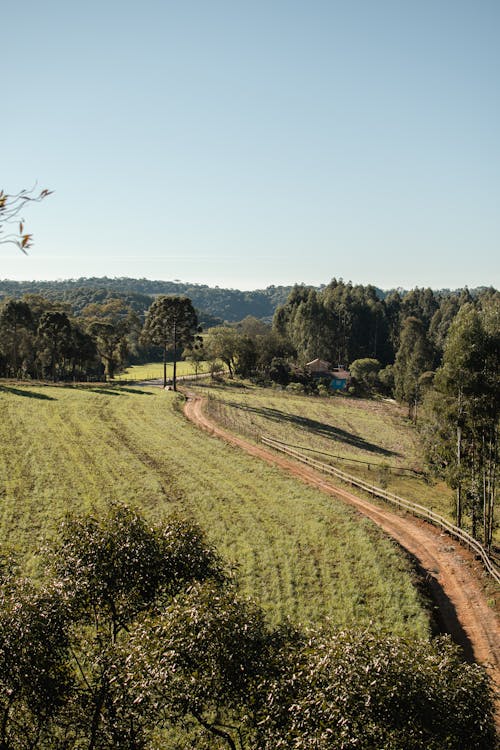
[427,302,499,539]
[203,325,241,377]
[393,316,434,422]
[0,300,34,377]
[36,311,73,382]
[141,296,201,390]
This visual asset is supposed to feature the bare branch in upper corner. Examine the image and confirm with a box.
[0,185,53,253]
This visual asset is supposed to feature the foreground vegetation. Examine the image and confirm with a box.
[1,504,494,750]
[0,382,429,634]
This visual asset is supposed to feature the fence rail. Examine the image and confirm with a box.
[261,435,500,586]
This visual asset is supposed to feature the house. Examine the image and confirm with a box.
[305,358,332,376]
[305,359,351,391]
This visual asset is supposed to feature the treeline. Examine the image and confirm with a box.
[273,279,497,369]
[0,277,294,322]
[271,279,499,547]
[0,296,142,381]
[199,280,499,547]
[0,292,220,381]
[0,504,494,750]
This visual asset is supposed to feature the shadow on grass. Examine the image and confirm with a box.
[221,399,400,457]
[67,384,153,396]
[0,385,57,401]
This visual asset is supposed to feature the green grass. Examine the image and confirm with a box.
[0,382,430,638]
[193,380,455,523]
[115,361,210,381]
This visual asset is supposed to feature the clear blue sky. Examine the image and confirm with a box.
[2,0,499,290]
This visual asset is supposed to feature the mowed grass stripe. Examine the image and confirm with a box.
[0,384,430,637]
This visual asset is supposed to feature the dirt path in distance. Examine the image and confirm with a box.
[183,392,500,708]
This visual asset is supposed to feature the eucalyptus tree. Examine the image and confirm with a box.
[203,325,241,377]
[141,295,201,389]
[393,316,434,422]
[46,505,225,750]
[426,301,499,540]
[88,320,128,380]
[0,299,34,377]
[0,504,495,749]
[0,575,72,750]
[36,310,73,381]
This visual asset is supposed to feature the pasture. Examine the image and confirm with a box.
[115,360,210,381]
[196,380,455,523]
[0,381,430,637]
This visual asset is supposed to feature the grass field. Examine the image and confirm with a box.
[194,379,455,523]
[115,361,210,381]
[0,381,430,638]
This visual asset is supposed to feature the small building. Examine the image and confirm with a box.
[305,359,350,391]
[330,366,351,391]
[305,358,332,376]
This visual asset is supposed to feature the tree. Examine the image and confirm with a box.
[141,296,201,390]
[203,325,241,378]
[256,629,495,750]
[0,186,52,253]
[394,316,434,422]
[0,506,495,749]
[129,582,272,750]
[425,302,499,538]
[349,358,381,394]
[0,300,34,377]
[36,310,73,382]
[0,574,72,749]
[44,505,225,749]
[88,321,127,380]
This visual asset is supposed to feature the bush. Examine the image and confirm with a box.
[256,629,496,750]
[286,382,305,394]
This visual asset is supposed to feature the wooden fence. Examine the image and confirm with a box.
[261,435,500,586]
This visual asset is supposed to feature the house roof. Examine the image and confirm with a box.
[306,358,331,369]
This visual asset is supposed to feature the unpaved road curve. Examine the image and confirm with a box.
[183,392,500,703]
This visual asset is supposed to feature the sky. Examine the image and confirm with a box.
[2,0,499,291]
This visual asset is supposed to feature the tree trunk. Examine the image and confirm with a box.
[456,388,463,528]
[172,321,177,391]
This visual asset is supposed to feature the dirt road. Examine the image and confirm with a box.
[183,392,500,701]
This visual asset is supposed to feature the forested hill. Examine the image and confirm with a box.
[0,277,296,322]
[0,276,492,323]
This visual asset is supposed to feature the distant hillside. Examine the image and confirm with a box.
[0,277,295,322]
[0,276,493,323]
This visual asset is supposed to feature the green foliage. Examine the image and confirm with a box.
[0,300,35,377]
[394,316,434,420]
[274,280,393,368]
[349,358,381,394]
[256,629,495,750]
[422,298,499,540]
[0,575,72,748]
[0,509,494,750]
[0,277,293,322]
[37,310,73,381]
[141,295,201,389]
[49,505,225,633]
[203,325,241,377]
